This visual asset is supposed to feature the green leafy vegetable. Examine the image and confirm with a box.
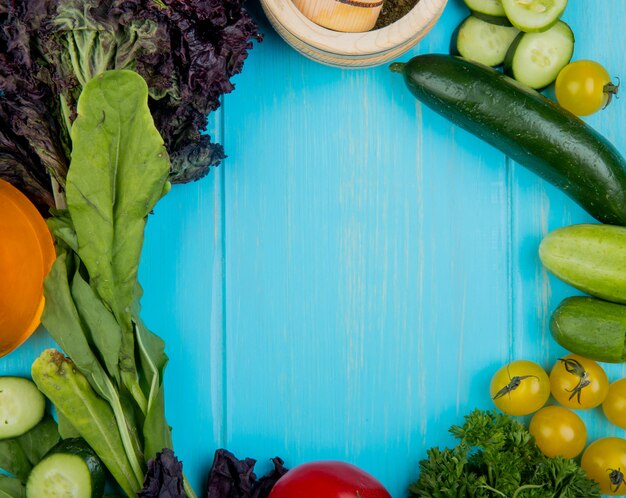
[0,440,31,482]
[66,69,169,413]
[71,271,122,383]
[38,69,197,497]
[32,349,141,497]
[0,415,59,488]
[409,410,600,498]
[0,476,26,498]
[57,412,81,440]
[16,415,61,466]
[66,70,170,321]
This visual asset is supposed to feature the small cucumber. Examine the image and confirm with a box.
[504,21,574,89]
[0,377,45,440]
[464,0,506,17]
[390,55,626,226]
[453,16,520,67]
[26,438,105,498]
[539,224,626,305]
[551,296,626,363]
[502,0,568,32]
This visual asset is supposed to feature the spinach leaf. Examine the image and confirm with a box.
[65,70,170,412]
[17,415,60,466]
[46,209,78,252]
[0,440,31,482]
[31,349,142,497]
[0,476,26,498]
[135,317,171,461]
[71,270,122,383]
[42,251,111,401]
[57,412,81,440]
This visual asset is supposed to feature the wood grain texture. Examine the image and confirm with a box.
[2,1,626,497]
[222,0,510,491]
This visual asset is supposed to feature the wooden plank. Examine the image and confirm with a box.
[139,112,225,486]
[510,0,626,447]
[221,2,511,493]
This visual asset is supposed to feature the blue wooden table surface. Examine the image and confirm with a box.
[3,1,626,496]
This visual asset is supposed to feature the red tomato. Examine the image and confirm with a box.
[268,461,391,498]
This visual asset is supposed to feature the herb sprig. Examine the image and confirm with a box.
[409,410,599,498]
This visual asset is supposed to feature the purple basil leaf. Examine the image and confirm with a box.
[251,457,288,498]
[138,448,186,498]
[206,450,288,498]
[206,449,257,498]
[0,0,261,212]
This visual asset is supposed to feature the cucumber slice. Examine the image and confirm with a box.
[505,21,574,89]
[502,0,568,32]
[454,16,520,67]
[26,439,104,498]
[0,377,45,440]
[26,454,92,498]
[464,0,506,17]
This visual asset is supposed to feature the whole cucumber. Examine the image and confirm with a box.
[390,55,626,226]
[551,296,626,363]
[539,224,626,304]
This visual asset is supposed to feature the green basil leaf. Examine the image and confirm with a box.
[0,475,26,498]
[16,415,60,466]
[0,440,31,482]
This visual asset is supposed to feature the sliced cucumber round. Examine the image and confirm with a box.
[505,21,574,89]
[27,454,92,498]
[26,439,105,498]
[502,0,568,32]
[454,16,520,67]
[0,377,45,440]
[464,0,506,17]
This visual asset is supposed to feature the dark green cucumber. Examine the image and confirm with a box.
[26,438,105,498]
[551,296,626,363]
[390,55,626,226]
[464,0,506,17]
[471,12,513,26]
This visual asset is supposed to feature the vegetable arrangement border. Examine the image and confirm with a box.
[2,0,626,497]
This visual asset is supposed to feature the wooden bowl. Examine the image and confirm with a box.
[260,0,448,68]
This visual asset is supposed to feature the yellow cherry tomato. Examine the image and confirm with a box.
[582,438,626,496]
[490,360,550,416]
[529,406,587,458]
[550,354,608,409]
[555,60,619,116]
[603,379,626,430]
